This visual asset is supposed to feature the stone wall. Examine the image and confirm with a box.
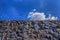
[0,20,60,40]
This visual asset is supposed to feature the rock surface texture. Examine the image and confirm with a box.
[0,20,60,40]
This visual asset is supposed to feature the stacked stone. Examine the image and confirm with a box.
[0,20,60,40]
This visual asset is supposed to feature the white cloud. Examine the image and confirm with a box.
[28,9,57,20]
[47,14,58,20]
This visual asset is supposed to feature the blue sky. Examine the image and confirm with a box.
[0,0,60,20]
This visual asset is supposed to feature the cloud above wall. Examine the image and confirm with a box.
[28,9,57,20]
